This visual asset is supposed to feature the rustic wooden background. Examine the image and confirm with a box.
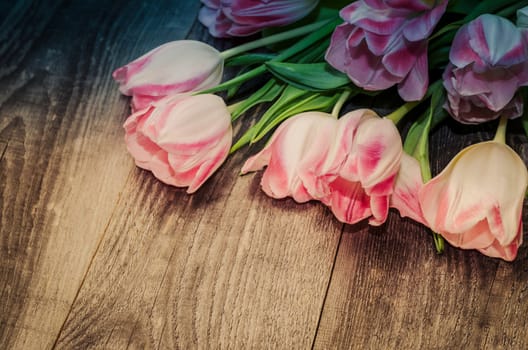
[2,1,528,349]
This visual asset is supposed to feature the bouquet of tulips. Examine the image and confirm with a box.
[112,0,528,261]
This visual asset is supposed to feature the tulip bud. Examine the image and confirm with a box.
[242,109,403,226]
[241,111,338,203]
[124,93,232,193]
[113,40,223,110]
[419,141,528,261]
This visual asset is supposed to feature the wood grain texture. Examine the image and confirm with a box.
[3,1,528,350]
[313,124,528,349]
[53,150,341,349]
[0,1,200,349]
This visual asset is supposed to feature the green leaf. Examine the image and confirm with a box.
[225,53,276,67]
[227,65,252,99]
[466,0,521,20]
[230,85,307,152]
[447,0,481,15]
[266,62,351,91]
[403,82,447,162]
[203,18,341,94]
[402,82,447,255]
[295,38,330,63]
[251,92,341,143]
[261,5,340,51]
[230,86,340,152]
[319,0,351,11]
[230,79,284,121]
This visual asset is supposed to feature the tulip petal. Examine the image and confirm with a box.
[402,0,448,41]
[390,153,426,224]
[326,177,373,224]
[397,48,428,101]
[369,194,390,226]
[325,24,356,74]
[243,112,338,202]
[123,93,232,193]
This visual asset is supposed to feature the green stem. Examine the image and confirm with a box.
[385,101,420,125]
[227,100,244,114]
[220,20,331,60]
[201,17,341,94]
[413,100,444,254]
[496,0,528,18]
[433,234,445,253]
[493,115,508,144]
[331,90,352,118]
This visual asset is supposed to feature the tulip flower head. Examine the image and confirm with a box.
[241,111,339,203]
[242,109,402,226]
[443,14,528,124]
[123,94,232,193]
[419,141,528,261]
[326,0,448,101]
[199,0,319,38]
[322,109,402,225]
[113,40,223,111]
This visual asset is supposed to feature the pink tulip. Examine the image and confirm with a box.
[113,40,223,111]
[241,112,339,203]
[242,109,402,226]
[322,109,402,226]
[199,0,319,38]
[390,153,426,225]
[124,94,232,193]
[443,14,528,124]
[419,141,528,261]
[325,0,448,101]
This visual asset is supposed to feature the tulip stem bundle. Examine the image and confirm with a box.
[203,18,341,95]
[219,20,332,60]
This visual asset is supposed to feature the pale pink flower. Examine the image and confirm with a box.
[322,109,402,226]
[419,141,528,261]
[124,94,232,193]
[241,111,339,203]
[113,40,223,111]
[326,0,448,101]
[199,0,319,38]
[242,109,403,226]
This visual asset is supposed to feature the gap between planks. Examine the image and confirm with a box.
[310,225,345,350]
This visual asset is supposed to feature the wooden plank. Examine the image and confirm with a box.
[52,144,342,348]
[313,215,501,349]
[313,124,528,348]
[0,1,200,349]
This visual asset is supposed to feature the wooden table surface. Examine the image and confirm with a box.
[2,1,528,349]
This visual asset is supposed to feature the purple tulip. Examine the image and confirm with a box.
[198,0,319,38]
[325,0,447,101]
[443,14,528,124]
